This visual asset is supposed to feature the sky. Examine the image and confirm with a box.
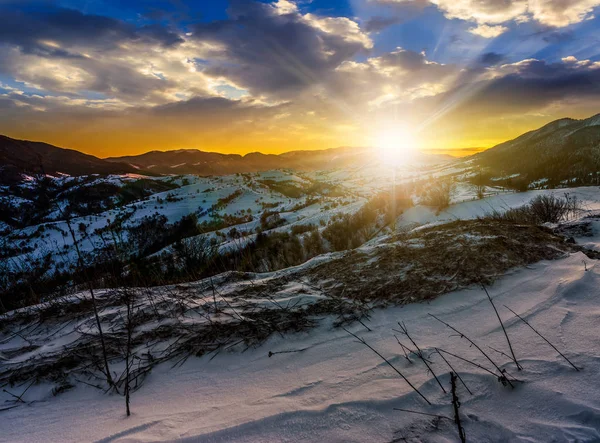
[0,0,599,158]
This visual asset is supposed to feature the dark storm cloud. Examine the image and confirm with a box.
[542,31,575,44]
[478,52,505,66]
[191,0,371,97]
[483,61,600,108]
[0,2,183,54]
[364,16,402,32]
[432,58,600,118]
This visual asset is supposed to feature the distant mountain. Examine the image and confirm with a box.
[106,146,368,174]
[105,149,284,175]
[0,135,453,183]
[475,113,600,186]
[0,135,139,184]
[106,145,451,175]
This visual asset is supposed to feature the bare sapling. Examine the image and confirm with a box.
[37,166,116,392]
[482,284,522,370]
[450,372,466,443]
[395,322,447,393]
[124,287,134,417]
[65,213,116,391]
[504,305,580,371]
[429,314,514,388]
[343,328,431,405]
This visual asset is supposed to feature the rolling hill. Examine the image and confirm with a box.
[475,113,600,186]
[0,135,139,183]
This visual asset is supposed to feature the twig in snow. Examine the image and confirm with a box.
[2,389,26,404]
[488,345,514,362]
[3,379,35,404]
[394,335,414,364]
[429,313,514,388]
[343,328,431,405]
[450,372,466,443]
[504,305,580,371]
[436,348,522,385]
[357,318,372,332]
[395,322,446,393]
[393,408,452,421]
[268,347,309,358]
[482,284,522,370]
[434,348,472,395]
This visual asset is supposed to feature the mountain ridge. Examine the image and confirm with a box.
[474,112,600,186]
[0,135,450,180]
[0,135,143,183]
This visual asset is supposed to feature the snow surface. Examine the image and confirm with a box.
[398,186,600,230]
[3,251,600,442]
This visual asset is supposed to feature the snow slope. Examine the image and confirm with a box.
[398,186,600,229]
[3,251,600,442]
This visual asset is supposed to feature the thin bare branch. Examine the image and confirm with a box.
[504,305,580,371]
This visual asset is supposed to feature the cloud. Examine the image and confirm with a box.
[0,3,183,53]
[0,3,230,105]
[190,0,372,98]
[379,0,600,29]
[364,16,402,32]
[468,24,509,38]
[541,30,575,43]
[321,47,461,122]
[527,0,600,27]
[478,52,506,66]
[432,56,600,118]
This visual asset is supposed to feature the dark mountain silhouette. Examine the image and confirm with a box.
[475,113,600,186]
[0,135,139,183]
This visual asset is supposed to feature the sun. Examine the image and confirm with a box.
[375,125,418,166]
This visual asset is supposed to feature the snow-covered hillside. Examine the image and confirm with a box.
[2,250,599,442]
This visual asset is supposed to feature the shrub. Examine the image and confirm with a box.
[210,190,243,213]
[260,210,285,231]
[303,229,325,256]
[291,224,316,235]
[118,179,178,206]
[483,194,581,224]
[171,235,217,276]
[421,181,454,211]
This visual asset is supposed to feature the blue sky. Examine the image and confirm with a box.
[0,0,599,156]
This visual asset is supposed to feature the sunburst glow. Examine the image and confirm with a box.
[375,125,418,166]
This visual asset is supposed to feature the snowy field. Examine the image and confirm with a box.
[2,251,599,442]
